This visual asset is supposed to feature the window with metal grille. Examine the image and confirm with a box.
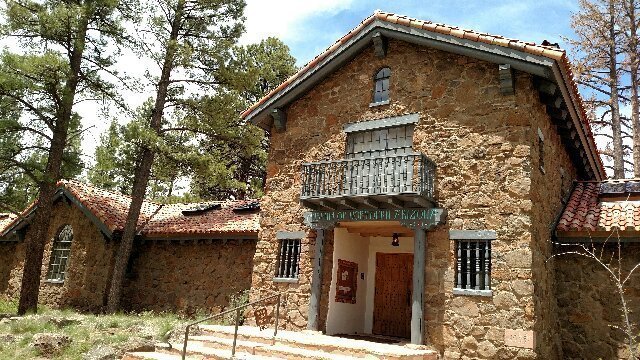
[46,225,73,282]
[275,238,301,279]
[455,239,491,290]
[373,67,390,103]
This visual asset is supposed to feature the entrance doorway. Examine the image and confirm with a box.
[373,253,413,339]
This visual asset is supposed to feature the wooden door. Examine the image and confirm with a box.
[373,253,413,338]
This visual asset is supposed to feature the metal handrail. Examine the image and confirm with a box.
[181,293,283,360]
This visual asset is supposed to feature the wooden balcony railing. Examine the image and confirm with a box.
[300,153,435,203]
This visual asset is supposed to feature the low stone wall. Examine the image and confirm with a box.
[555,243,640,359]
[123,239,257,315]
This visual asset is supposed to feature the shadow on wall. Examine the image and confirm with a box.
[555,243,640,360]
[122,240,257,316]
[0,242,20,297]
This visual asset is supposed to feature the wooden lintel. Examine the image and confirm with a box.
[386,196,404,209]
[499,64,514,95]
[271,108,286,132]
[372,32,388,58]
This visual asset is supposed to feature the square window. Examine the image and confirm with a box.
[275,238,301,279]
[455,238,491,291]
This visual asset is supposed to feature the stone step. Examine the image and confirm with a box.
[168,340,360,360]
[197,325,437,359]
[123,342,282,360]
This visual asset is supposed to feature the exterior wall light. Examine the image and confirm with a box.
[391,233,400,247]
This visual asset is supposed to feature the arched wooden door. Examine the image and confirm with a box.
[373,252,413,338]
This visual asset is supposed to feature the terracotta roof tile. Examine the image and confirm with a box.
[557,180,640,234]
[240,10,605,178]
[1,180,259,239]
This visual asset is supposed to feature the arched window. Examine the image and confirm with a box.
[46,225,73,282]
[373,67,391,103]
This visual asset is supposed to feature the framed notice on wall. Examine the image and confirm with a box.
[335,259,358,304]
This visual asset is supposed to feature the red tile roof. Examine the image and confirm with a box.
[241,10,605,179]
[557,180,640,235]
[0,180,259,239]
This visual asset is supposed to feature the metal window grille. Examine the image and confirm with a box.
[275,238,301,279]
[455,239,491,290]
[373,67,390,103]
[46,225,73,282]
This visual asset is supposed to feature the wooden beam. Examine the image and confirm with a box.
[319,200,339,210]
[372,32,388,58]
[387,196,404,209]
[411,196,432,208]
[499,64,514,95]
[361,197,380,209]
[339,198,359,210]
[534,77,559,96]
[271,108,286,132]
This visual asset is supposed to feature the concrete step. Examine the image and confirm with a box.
[197,325,437,359]
[124,342,282,360]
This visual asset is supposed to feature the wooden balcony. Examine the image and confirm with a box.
[300,152,436,210]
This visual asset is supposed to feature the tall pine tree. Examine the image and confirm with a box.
[0,0,133,314]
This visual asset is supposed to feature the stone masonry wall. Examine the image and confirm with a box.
[123,239,256,315]
[556,243,640,359]
[251,38,580,359]
[1,200,257,315]
[528,84,578,359]
[0,200,117,311]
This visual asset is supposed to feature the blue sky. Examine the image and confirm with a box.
[242,0,580,67]
[72,0,585,165]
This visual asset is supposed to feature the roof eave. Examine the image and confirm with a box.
[0,186,115,241]
[245,19,556,128]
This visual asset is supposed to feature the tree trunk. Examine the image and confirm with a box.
[609,0,625,178]
[106,0,185,313]
[626,0,640,177]
[17,12,91,315]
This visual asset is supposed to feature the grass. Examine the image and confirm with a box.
[0,299,185,360]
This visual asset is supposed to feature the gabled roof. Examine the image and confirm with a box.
[242,10,605,180]
[556,180,640,240]
[0,180,260,241]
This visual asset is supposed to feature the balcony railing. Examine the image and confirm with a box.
[301,153,435,205]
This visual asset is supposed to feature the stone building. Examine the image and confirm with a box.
[238,10,636,360]
[0,180,259,314]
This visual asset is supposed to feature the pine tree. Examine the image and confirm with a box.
[568,0,629,178]
[105,0,246,312]
[0,0,133,314]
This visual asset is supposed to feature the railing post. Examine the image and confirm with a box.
[181,325,190,360]
[274,293,281,338]
[232,308,241,356]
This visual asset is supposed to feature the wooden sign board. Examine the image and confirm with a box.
[504,329,535,349]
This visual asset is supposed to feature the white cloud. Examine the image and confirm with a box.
[240,0,354,44]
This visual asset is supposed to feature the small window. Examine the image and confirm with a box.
[373,67,390,103]
[455,238,491,291]
[46,225,73,282]
[275,238,301,279]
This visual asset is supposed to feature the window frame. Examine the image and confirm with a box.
[273,231,304,283]
[371,67,391,106]
[450,230,494,297]
[46,224,74,283]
